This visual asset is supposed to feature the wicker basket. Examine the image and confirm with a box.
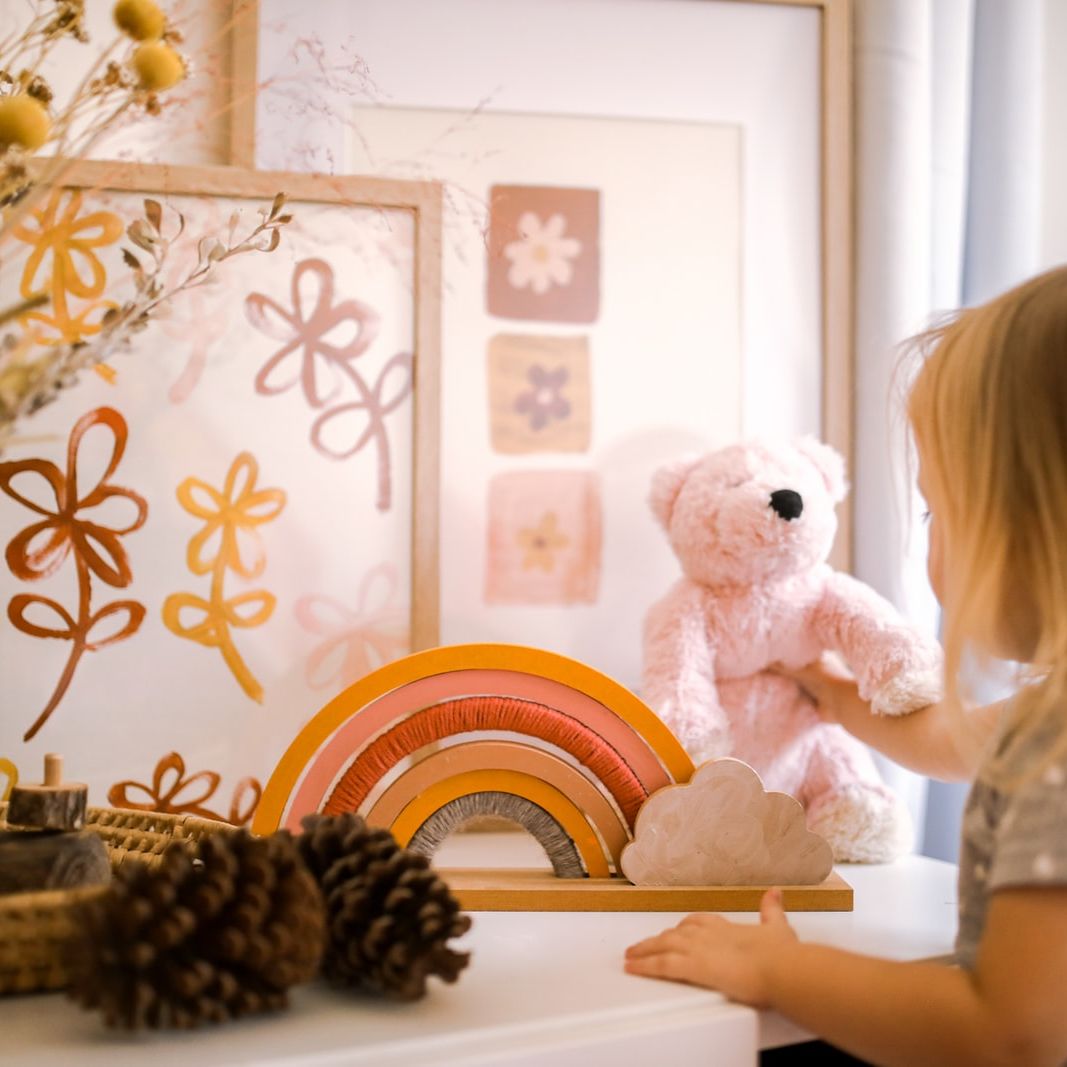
[0,804,230,995]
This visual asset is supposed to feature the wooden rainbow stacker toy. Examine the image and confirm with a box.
[253,643,852,912]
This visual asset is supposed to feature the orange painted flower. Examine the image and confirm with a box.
[13,188,124,344]
[109,751,262,826]
[0,406,147,739]
[1,407,146,586]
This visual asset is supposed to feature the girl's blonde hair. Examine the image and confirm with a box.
[907,265,1067,784]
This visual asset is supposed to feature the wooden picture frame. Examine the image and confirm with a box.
[23,157,443,652]
[251,0,854,689]
[0,158,442,821]
[772,0,854,570]
[228,0,260,170]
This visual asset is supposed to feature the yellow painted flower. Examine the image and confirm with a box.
[113,0,165,41]
[0,95,51,151]
[12,188,124,345]
[176,452,285,579]
[132,42,185,91]
[163,452,286,703]
[518,511,570,571]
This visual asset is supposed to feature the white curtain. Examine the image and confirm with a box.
[852,0,1044,858]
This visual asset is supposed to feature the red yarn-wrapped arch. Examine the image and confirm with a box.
[324,694,649,826]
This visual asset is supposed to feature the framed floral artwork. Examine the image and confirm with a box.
[317,0,851,694]
[0,159,441,820]
[345,105,742,680]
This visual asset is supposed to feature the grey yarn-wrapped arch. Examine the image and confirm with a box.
[407,791,586,878]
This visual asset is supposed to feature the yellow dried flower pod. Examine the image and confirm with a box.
[113,0,166,41]
[131,42,185,92]
[0,94,51,151]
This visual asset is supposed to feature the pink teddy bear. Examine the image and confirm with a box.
[641,437,943,862]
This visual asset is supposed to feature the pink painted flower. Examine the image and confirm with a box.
[295,563,408,689]
[245,257,380,408]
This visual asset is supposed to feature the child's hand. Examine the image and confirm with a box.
[623,888,797,1008]
[773,652,863,724]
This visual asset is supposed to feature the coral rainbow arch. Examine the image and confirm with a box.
[253,644,694,876]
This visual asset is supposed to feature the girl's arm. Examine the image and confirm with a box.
[778,653,1004,782]
[625,885,1067,1067]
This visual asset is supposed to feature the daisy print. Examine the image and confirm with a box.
[504,212,582,294]
[488,186,600,323]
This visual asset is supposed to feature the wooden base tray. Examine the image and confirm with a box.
[441,868,853,912]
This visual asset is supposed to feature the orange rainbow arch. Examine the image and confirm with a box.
[253,644,694,876]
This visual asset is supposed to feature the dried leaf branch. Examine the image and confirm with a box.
[0,193,293,452]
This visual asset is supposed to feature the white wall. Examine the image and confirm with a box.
[1042,0,1067,268]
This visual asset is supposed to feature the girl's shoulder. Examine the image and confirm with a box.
[983,697,1066,784]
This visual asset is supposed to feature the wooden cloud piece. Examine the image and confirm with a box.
[620,758,833,887]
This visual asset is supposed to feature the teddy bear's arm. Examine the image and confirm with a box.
[641,585,731,759]
[811,570,943,716]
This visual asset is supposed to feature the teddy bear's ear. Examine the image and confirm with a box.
[649,455,701,529]
[796,436,848,503]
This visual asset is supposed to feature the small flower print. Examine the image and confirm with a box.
[488,186,600,323]
[488,334,591,455]
[485,470,602,605]
[514,364,571,431]
[518,511,570,572]
[504,212,582,295]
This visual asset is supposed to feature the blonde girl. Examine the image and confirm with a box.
[624,266,1067,1067]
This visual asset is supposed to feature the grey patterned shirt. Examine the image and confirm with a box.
[956,719,1067,969]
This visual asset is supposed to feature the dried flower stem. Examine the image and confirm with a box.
[0,293,47,329]
[0,192,292,453]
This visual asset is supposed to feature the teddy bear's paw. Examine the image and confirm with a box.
[870,664,944,717]
[806,784,913,863]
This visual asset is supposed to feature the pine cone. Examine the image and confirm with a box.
[298,813,471,999]
[67,829,325,1029]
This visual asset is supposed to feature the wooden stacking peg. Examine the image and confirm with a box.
[7,754,88,831]
[0,753,110,896]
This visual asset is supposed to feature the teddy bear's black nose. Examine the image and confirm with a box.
[769,489,803,521]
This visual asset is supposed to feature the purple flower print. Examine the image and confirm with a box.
[514,365,571,432]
